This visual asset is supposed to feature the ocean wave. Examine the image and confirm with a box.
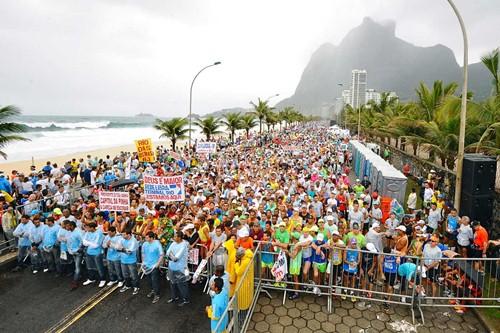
[22,121,150,131]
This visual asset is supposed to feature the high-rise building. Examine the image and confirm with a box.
[366,89,381,104]
[350,69,367,109]
[342,89,351,105]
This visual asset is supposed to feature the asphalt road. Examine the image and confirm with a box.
[0,269,211,333]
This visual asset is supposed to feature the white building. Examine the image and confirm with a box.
[350,69,367,109]
[342,89,351,105]
[366,89,381,104]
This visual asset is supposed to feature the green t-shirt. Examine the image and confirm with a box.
[274,229,290,244]
[343,232,366,249]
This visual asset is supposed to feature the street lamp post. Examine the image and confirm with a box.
[447,0,468,212]
[189,61,221,148]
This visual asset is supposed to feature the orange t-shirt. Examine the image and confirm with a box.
[474,226,488,250]
[236,237,254,250]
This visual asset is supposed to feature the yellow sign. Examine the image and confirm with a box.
[135,138,155,162]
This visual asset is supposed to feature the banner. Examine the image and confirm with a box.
[196,142,216,154]
[143,175,185,202]
[188,248,199,265]
[271,250,288,282]
[135,138,155,162]
[98,191,130,212]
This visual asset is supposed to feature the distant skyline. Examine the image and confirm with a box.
[0,0,499,117]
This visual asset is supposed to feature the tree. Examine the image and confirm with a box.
[194,116,223,141]
[250,98,272,134]
[415,80,458,122]
[221,112,242,143]
[0,105,29,159]
[240,114,258,138]
[279,106,296,129]
[481,48,500,97]
[264,110,279,131]
[153,117,189,151]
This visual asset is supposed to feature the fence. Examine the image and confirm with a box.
[14,184,96,217]
[213,242,262,333]
[251,244,499,326]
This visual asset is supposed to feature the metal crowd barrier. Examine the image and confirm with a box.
[213,242,261,333]
[250,244,499,325]
[14,184,96,217]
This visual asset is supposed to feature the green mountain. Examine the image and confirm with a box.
[276,17,494,117]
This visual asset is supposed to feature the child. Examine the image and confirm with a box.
[311,232,328,292]
[260,231,274,279]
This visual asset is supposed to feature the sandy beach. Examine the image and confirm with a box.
[0,139,176,175]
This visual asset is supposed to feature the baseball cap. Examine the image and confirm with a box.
[316,233,325,242]
[53,208,62,215]
[278,222,286,227]
[371,222,380,229]
[331,230,340,237]
[396,225,407,232]
[182,223,195,233]
[352,223,360,229]
[366,243,377,253]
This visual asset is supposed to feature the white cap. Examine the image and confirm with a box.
[331,230,340,236]
[316,233,325,242]
[396,225,407,232]
[417,220,426,225]
[372,222,380,229]
[366,243,377,253]
[326,215,334,221]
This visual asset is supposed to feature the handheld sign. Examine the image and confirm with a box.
[196,142,217,154]
[98,191,130,212]
[135,138,156,162]
[271,250,288,282]
[143,175,185,202]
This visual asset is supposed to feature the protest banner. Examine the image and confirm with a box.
[98,191,130,212]
[135,138,155,162]
[271,250,288,282]
[143,175,185,202]
[196,142,217,154]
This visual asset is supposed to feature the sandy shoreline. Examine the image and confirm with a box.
[0,139,177,175]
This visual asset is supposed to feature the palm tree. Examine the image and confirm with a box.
[265,110,279,131]
[221,112,242,143]
[279,106,295,129]
[415,80,458,122]
[250,98,272,134]
[240,114,258,138]
[153,117,189,151]
[0,105,29,159]
[194,116,223,141]
[481,48,499,96]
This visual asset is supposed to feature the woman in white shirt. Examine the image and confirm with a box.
[457,216,473,257]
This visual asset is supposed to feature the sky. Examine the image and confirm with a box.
[0,0,498,117]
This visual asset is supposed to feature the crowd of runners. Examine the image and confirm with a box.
[0,123,499,330]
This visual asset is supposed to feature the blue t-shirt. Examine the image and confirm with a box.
[383,255,398,273]
[120,237,138,264]
[343,249,359,273]
[447,215,459,232]
[312,240,327,264]
[142,240,163,269]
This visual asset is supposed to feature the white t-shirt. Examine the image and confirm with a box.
[427,208,442,230]
[457,224,473,246]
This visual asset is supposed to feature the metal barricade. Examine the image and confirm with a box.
[416,256,499,309]
[213,242,261,333]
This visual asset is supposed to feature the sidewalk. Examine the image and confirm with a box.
[247,291,488,333]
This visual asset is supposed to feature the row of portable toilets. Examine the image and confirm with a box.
[350,140,407,205]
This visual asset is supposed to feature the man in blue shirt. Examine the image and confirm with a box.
[12,214,34,271]
[206,277,228,333]
[142,231,164,304]
[28,215,45,274]
[103,226,123,287]
[119,230,140,295]
[0,171,12,194]
[41,216,61,275]
[66,221,83,290]
[82,222,106,288]
[166,231,190,306]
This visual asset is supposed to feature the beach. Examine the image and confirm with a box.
[0,140,175,175]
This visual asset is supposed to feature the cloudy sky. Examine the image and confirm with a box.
[0,0,498,117]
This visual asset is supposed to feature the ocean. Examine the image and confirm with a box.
[0,115,182,162]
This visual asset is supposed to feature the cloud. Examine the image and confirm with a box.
[0,0,498,116]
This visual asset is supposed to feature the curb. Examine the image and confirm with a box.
[473,308,498,333]
[0,252,18,273]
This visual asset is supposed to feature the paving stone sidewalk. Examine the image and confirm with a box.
[247,291,488,333]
